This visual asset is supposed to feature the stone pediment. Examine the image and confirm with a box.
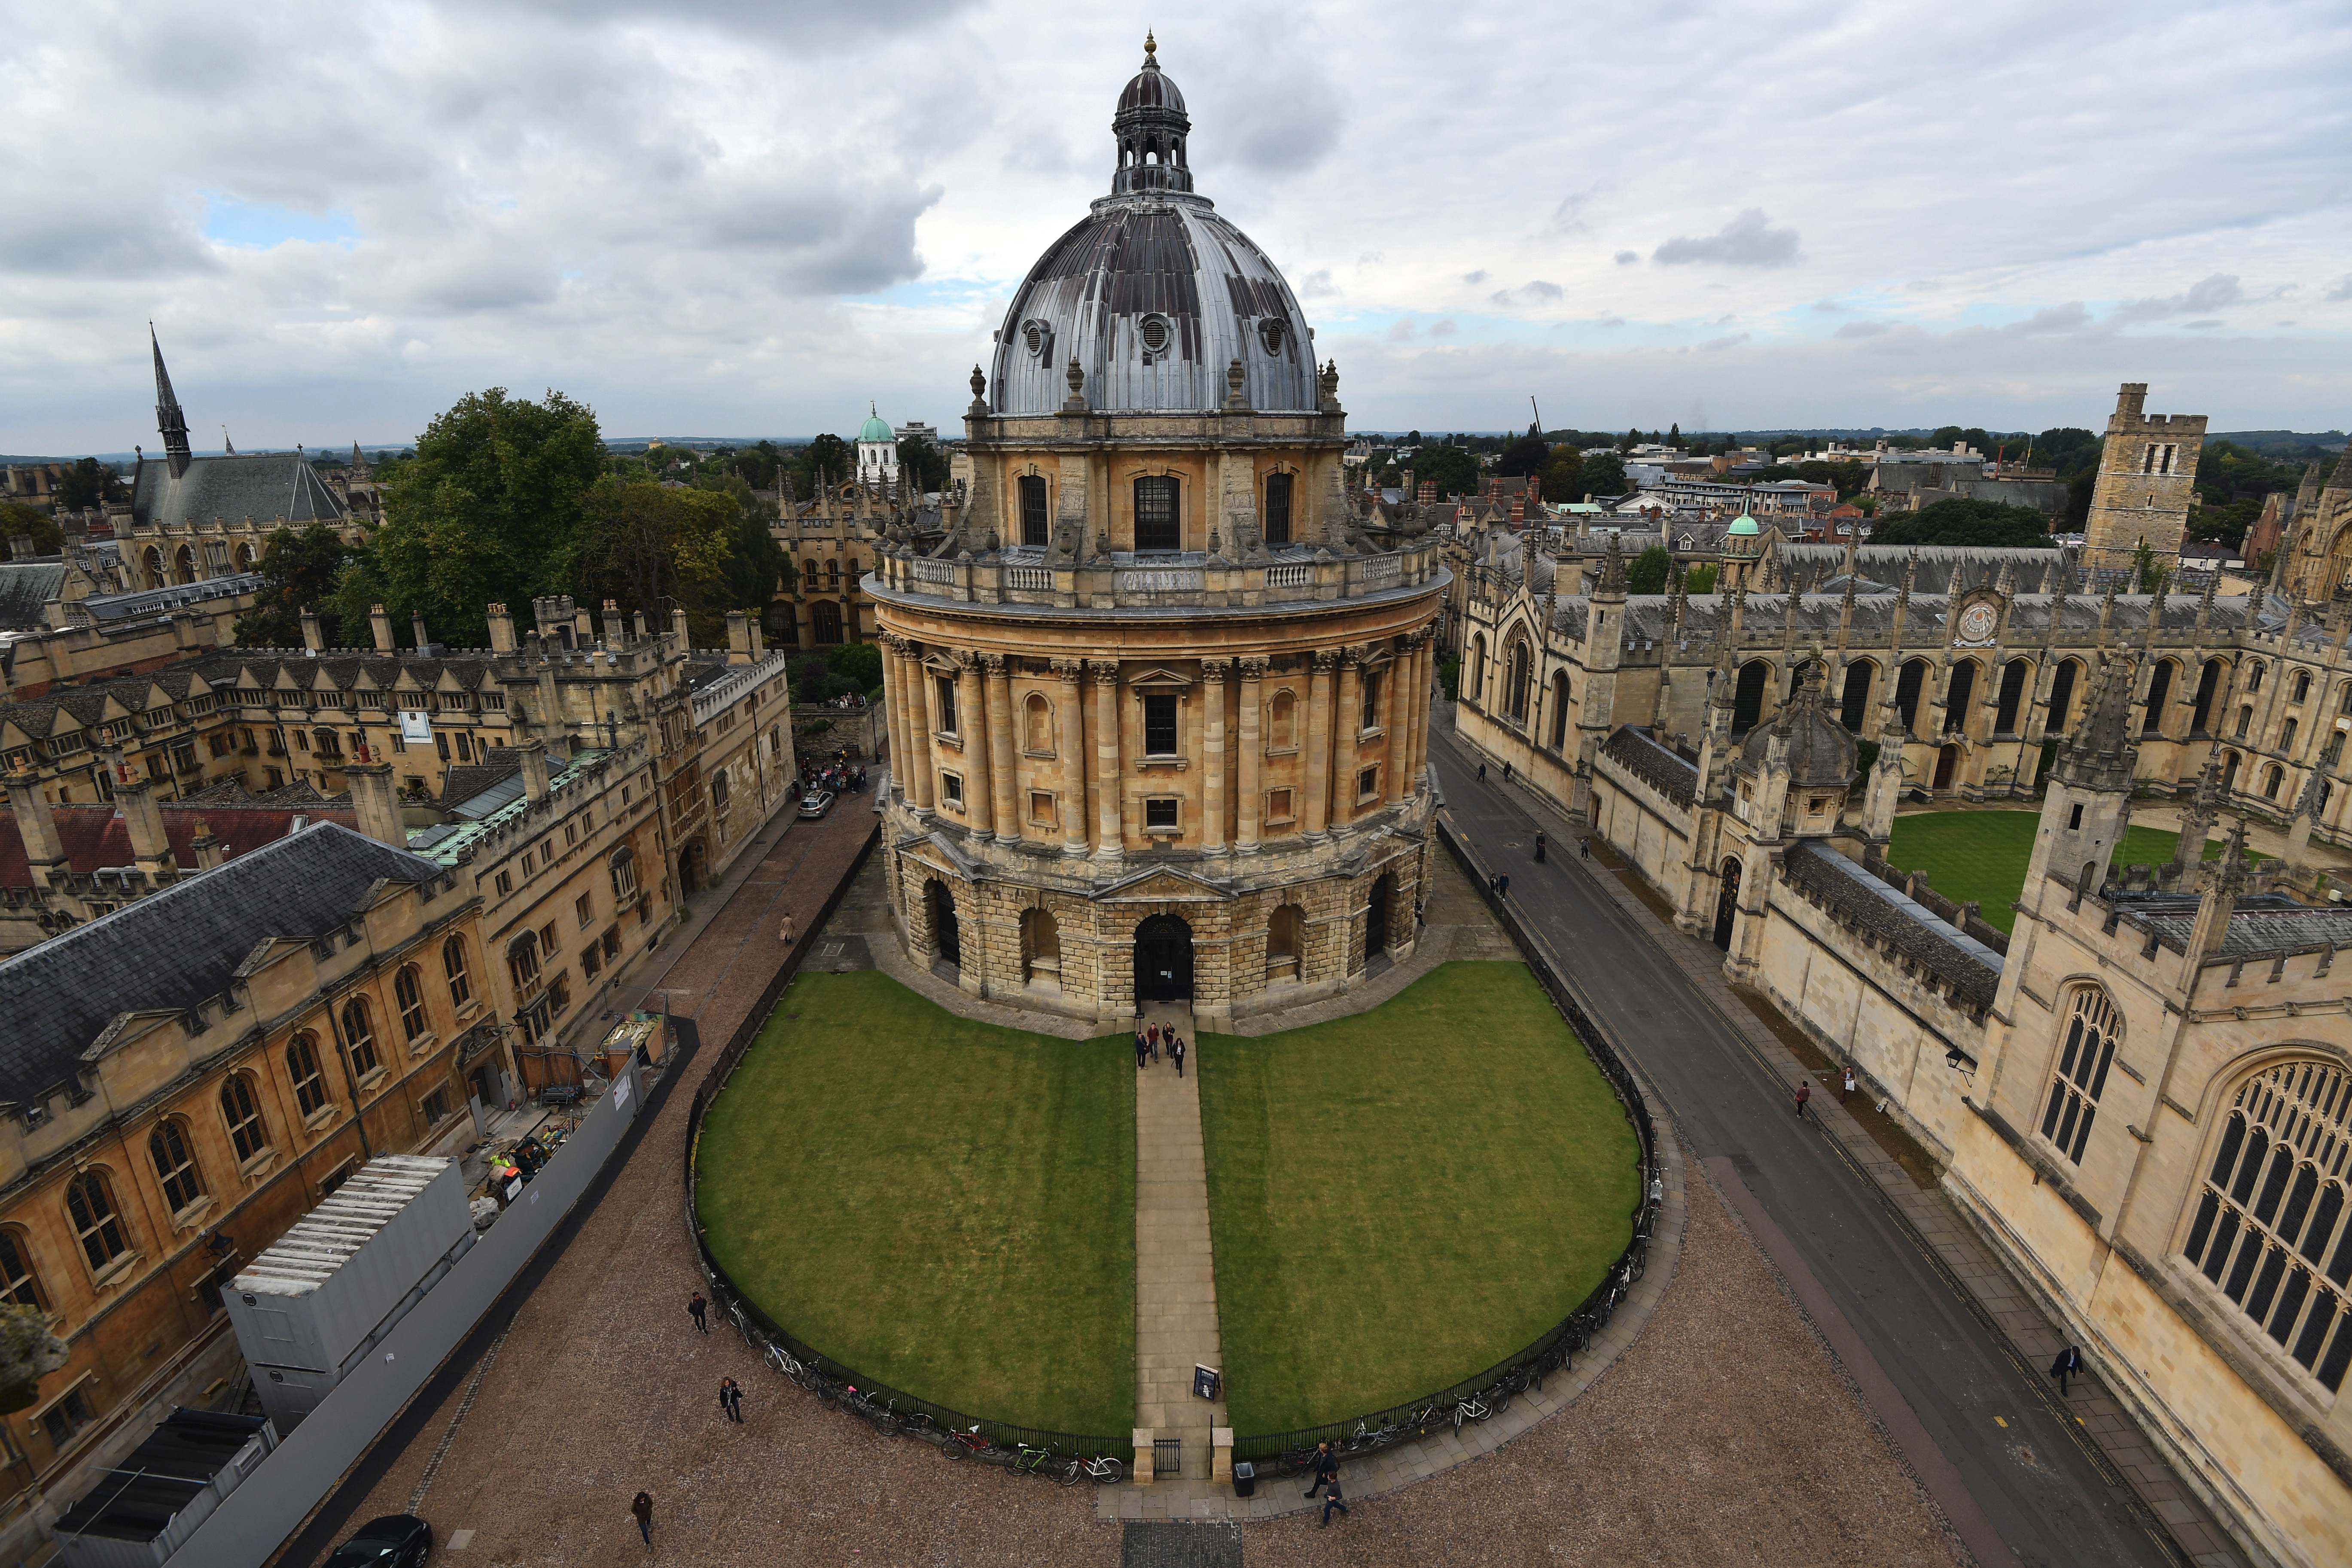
[1094,865,1233,904]
[1126,666,1193,689]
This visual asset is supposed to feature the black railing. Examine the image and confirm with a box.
[1231,817,1664,1473]
[681,819,1127,1468]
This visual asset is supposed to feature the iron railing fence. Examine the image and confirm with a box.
[680,820,1124,1468]
[1229,818,1664,1473]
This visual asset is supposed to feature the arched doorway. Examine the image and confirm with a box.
[1133,914,1192,1005]
[1366,873,1395,962]
[1712,859,1742,950]
[678,840,706,895]
[926,879,961,968]
[1935,744,1960,790]
[1731,661,1769,736]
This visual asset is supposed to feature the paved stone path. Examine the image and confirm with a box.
[1132,1005,1228,1483]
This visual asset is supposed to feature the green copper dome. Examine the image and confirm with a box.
[1727,513,1760,535]
[858,407,893,444]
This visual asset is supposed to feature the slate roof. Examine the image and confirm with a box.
[1779,840,2002,1012]
[1599,725,1697,806]
[1535,591,2265,659]
[0,823,442,1103]
[1774,544,2067,595]
[438,748,522,812]
[2120,895,2352,961]
[0,562,67,630]
[128,452,347,532]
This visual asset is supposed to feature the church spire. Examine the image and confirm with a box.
[151,324,192,479]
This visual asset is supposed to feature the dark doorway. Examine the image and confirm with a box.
[1712,859,1742,950]
[1838,662,1874,731]
[1895,659,1928,736]
[926,879,961,969]
[1366,874,1395,962]
[1134,914,1193,1004]
[1731,661,1769,736]
[1935,744,1960,790]
[2191,659,2223,735]
[2047,660,2080,734]
[679,840,705,896]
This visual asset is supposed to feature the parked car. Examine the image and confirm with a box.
[325,1514,432,1568]
[798,789,836,819]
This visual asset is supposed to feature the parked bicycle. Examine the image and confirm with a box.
[941,1425,1006,1463]
[1060,1453,1124,1486]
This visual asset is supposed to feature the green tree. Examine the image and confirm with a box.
[694,471,791,616]
[373,388,606,645]
[1667,422,1682,450]
[233,521,357,646]
[54,457,124,511]
[1869,498,2055,549]
[1541,445,1585,502]
[826,640,884,695]
[1682,561,1719,595]
[1495,435,1550,478]
[558,478,742,645]
[896,435,949,494]
[789,433,854,495]
[1409,441,1479,497]
[1580,451,1628,496]
[1625,544,1673,594]
[0,501,64,557]
[2131,539,2171,594]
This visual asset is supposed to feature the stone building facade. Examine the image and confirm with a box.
[2276,446,2352,607]
[867,42,1444,1026]
[2081,383,2208,575]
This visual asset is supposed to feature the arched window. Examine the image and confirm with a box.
[2182,1058,2352,1391]
[287,1033,330,1117]
[2282,717,2300,754]
[2040,986,2118,1164]
[220,1075,268,1163]
[1024,693,1052,753]
[1268,689,1297,749]
[2248,661,2266,694]
[2142,659,2175,736]
[443,935,473,1009]
[2340,682,2352,718]
[2046,659,2080,734]
[1267,903,1305,980]
[1838,661,1874,732]
[1943,660,1977,735]
[2191,658,2224,734]
[812,600,843,645]
[1994,659,2030,735]
[141,547,165,590]
[2235,705,2253,740]
[508,932,542,998]
[1548,671,1572,749]
[342,997,380,1079]
[1016,475,1049,546]
[0,1230,46,1311]
[1264,472,1295,546]
[2222,751,2241,795]
[66,1171,128,1272]
[395,965,429,1042]
[2263,763,2285,800]
[150,1120,205,1214]
[2293,670,2311,703]
[1467,635,1487,703]
[1504,637,1532,723]
[1732,661,1769,736]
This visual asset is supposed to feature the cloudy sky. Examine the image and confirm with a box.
[3,0,2348,454]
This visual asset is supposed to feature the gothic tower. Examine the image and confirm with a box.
[2080,383,2206,576]
[150,325,192,480]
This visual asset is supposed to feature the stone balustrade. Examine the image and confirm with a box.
[871,539,1441,614]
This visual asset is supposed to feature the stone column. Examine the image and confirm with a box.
[1332,649,1363,830]
[1303,649,1336,838]
[985,653,1018,841]
[1411,630,1434,791]
[903,643,936,814]
[1092,660,1122,859]
[1054,659,1089,855]
[881,636,912,803]
[1382,642,1408,805]
[957,652,993,836]
[1200,658,1230,852]
[1236,657,1265,851]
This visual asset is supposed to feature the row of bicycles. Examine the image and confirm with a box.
[726,1299,1125,1485]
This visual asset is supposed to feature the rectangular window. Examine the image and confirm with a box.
[935,675,958,734]
[601,928,621,961]
[1361,672,1380,731]
[42,1387,94,1452]
[1030,791,1057,827]
[1145,797,1179,831]
[1143,693,1179,756]
[1020,475,1050,547]
[581,945,602,980]
[1266,787,1295,824]
[576,892,594,929]
[495,869,514,895]
[422,1088,451,1125]
[435,733,451,761]
[942,771,964,806]
[1133,476,1180,552]
[1263,472,1293,545]
[1358,765,1380,800]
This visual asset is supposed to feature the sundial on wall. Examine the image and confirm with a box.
[1955,600,1999,647]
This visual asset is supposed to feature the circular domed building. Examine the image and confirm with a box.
[856,405,899,487]
[865,36,1447,1026]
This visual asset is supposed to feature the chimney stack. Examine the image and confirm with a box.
[750,619,765,661]
[726,610,753,665]
[1419,480,1436,505]
[517,736,551,803]
[411,611,430,652]
[370,603,395,654]
[633,610,649,642]
[109,753,174,879]
[344,741,407,847]
[487,602,517,653]
[6,767,66,889]
[574,604,595,648]
[189,820,225,870]
[301,608,324,653]
[671,607,690,648]
[601,599,626,647]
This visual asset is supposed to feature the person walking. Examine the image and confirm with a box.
[1320,1479,1350,1528]
[687,1292,708,1334]
[1147,1023,1161,1061]
[631,1491,654,1548]
[1171,1036,1186,1078]
[1135,1031,1149,1071]
[1304,1442,1338,1498]
[1794,1081,1812,1120]
[1579,836,1591,861]
[719,1376,743,1423]
[2050,1345,2083,1397]
[1496,873,1510,899]
[1842,1066,1857,1103]
[1478,761,1487,781]
[1502,761,1513,782]
[777,911,797,948]
[1533,830,1547,863]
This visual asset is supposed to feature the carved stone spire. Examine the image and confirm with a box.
[151,323,192,479]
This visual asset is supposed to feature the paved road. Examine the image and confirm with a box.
[1430,734,2174,1568]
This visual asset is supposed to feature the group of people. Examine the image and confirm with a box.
[797,761,867,796]
[1134,1021,1188,1076]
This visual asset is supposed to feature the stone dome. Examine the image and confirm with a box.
[987,38,1319,418]
[1737,670,1857,787]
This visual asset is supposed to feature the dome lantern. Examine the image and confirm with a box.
[1112,31,1192,196]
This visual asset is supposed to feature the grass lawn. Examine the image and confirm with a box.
[1887,810,2241,934]
[1198,961,1642,1436]
[694,971,1135,1438]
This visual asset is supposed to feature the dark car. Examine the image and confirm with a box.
[325,1514,432,1568]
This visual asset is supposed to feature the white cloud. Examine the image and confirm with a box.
[1653,209,1801,268]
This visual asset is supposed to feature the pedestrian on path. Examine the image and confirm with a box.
[1496,873,1510,899]
[631,1491,654,1548]
[1172,1037,1186,1078]
[1534,830,1546,863]
[1136,1032,1149,1070]
[1503,761,1513,782]
[2050,1345,2083,1396]
[1794,1081,1812,1119]
[1478,761,1487,781]
[1320,1480,1350,1527]
[1842,1066,1857,1103]
[720,1377,743,1422]
[1413,896,1425,926]
[1579,837,1591,861]
[777,911,796,947]
[1149,1025,1162,1062]
[1304,1442,1338,1498]
[688,1292,708,1334]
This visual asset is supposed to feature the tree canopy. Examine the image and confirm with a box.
[896,435,949,494]
[1494,435,1550,478]
[1869,498,2055,549]
[1579,451,1628,497]
[0,501,63,558]
[234,522,355,646]
[1625,544,1673,595]
[1407,441,1479,498]
[1540,445,1584,502]
[53,457,124,511]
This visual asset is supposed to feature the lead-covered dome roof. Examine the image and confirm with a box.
[988,37,1318,417]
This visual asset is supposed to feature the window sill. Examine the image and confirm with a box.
[1358,727,1386,743]
[1135,755,1188,771]
[406,1031,440,1059]
[88,1253,142,1292]
[932,732,964,752]
[1143,826,1183,839]
[1021,749,1057,761]
[354,1066,389,1094]
[302,1103,341,1135]
[237,1148,280,1183]
[1263,816,1296,830]
[1263,746,1299,758]
[170,1197,216,1233]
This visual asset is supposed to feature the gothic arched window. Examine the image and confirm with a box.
[2040,985,2119,1165]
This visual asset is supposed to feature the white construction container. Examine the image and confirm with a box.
[224,1156,472,1432]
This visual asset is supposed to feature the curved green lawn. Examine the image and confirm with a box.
[694,971,1134,1439]
[1199,961,1643,1436]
